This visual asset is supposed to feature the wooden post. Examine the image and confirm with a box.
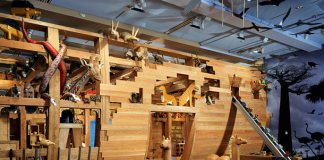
[181,114,196,160]
[94,112,101,147]
[19,106,26,149]
[46,27,60,160]
[165,113,172,139]
[84,109,90,147]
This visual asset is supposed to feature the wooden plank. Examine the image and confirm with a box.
[117,108,150,114]
[100,84,139,95]
[67,66,87,79]
[209,86,231,93]
[66,49,100,61]
[0,80,20,90]
[0,113,9,140]
[71,128,82,148]
[101,124,148,130]
[20,56,46,83]
[59,128,69,149]
[110,68,137,83]
[109,56,142,68]
[26,114,46,119]
[19,106,26,149]
[60,124,83,129]
[84,109,90,147]
[181,114,196,160]
[60,100,101,109]
[121,103,196,113]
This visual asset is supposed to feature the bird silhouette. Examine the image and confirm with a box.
[294,20,321,26]
[308,62,320,68]
[233,8,250,19]
[274,7,291,28]
[318,112,323,115]
[294,130,316,155]
[308,110,315,114]
[306,123,324,148]
[240,22,272,32]
[259,0,285,6]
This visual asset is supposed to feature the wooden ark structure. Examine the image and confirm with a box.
[0,12,271,160]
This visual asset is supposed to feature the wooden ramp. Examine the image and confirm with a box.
[100,108,150,160]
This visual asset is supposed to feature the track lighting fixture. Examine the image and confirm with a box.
[321,29,324,36]
[248,50,252,54]
[254,46,264,54]
[131,0,146,13]
[190,15,205,30]
[237,31,245,42]
[304,34,309,39]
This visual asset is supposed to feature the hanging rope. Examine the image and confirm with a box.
[257,0,258,17]
[231,0,233,17]
[243,0,245,27]
[222,0,224,26]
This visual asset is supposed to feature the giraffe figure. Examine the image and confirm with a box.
[160,135,172,160]
[178,82,203,107]
[156,85,177,105]
[206,135,247,160]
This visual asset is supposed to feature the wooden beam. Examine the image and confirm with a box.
[19,106,27,149]
[0,80,20,90]
[0,53,29,61]
[67,66,87,79]
[46,27,60,160]
[110,67,137,83]
[121,103,196,113]
[181,114,196,160]
[60,124,83,129]
[84,109,90,147]
[109,56,142,68]
[166,113,172,139]
[155,76,188,86]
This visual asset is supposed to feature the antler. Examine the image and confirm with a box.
[111,20,114,30]
[134,28,139,36]
[115,21,119,30]
[132,26,135,36]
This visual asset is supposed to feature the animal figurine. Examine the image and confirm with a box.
[10,8,41,19]
[168,57,179,64]
[120,26,139,44]
[22,18,68,106]
[129,93,141,103]
[103,20,119,40]
[160,135,172,160]
[178,82,203,107]
[258,121,263,128]
[0,24,23,41]
[193,51,202,67]
[203,93,212,105]
[125,49,134,60]
[24,82,34,98]
[152,52,163,65]
[156,85,177,105]
[205,135,247,160]
[8,84,22,97]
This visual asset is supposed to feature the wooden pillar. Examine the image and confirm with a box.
[94,112,101,147]
[181,114,196,160]
[46,27,60,160]
[165,113,172,139]
[84,109,90,146]
[19,106,26,149]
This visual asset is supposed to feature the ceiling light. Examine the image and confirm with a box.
[260,37,268,43]
[237,31,245,42]
[190,15,205,30]
[254,47,264,54]
[248,50,252,54]
[321,29,324,36]
[304,34,309,39]
[131,0,146,13]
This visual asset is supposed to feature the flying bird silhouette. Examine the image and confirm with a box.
[240,22,272,32]
[259,0,285,6]
[308,62,320,68]
[318,112,323,115]
[274,7,291,28]
[308,110,315,114]
[294,20,321,26]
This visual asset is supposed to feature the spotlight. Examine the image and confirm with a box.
[237,31,245,42]
[321,29,324,36]
[260,37,268,43]
[304,34,309,39]
[190,15,205,30]
[131,0,146,13]
[254,47,264,54]
[248,50,252,54]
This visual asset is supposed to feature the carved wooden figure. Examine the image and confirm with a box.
[103,20,120,40]
[205,135,247,160]
[0,24,23,41]
[178,82,203,107]
[10,8,41,19]
[160,135,172,160]
[156,85,177,105]
[24,82,34,98]
[152,52,163,65]
[120,26,139,44]
[8,84,22,97]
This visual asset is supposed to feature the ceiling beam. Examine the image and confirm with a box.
[162,0,322,52]
[0,0,254,63]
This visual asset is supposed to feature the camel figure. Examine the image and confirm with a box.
[160,135,172,160]
[206,134,247,160]
[305,123,324,148]
[294,130,316,155]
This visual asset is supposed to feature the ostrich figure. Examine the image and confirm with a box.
[315,145,321,155]
[305,150,309,158]
[294,130,316,156]
[306,123,324,148]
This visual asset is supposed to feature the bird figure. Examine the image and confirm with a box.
[318,112,323,115]
[308,62,320,68]
[259,0,285,6]
[294,20,321,26]
[240,22,272,32]
[274,7,291,28]
[233,8,250,19]
[308,110,315,114]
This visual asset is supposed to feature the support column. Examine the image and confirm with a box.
[46,27,60,160]
[19,106,26,149]
[84,109,90,146]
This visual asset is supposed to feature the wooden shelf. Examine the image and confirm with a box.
[252,84,266,91]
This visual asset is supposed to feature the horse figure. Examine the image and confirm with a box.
[206,135,247,160]
[160,135,172,160]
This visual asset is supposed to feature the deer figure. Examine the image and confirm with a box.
[160,135,172,160]
[206,135,247,160]
[61,56,105,101]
